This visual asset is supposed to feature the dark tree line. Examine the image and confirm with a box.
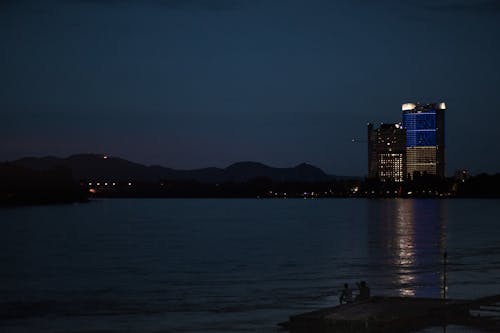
[0,163,87,205]
[88,177,359,198]
[454,173,500,198]
[2,162,500,204]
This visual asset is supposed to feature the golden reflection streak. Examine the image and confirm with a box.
[395,199,416,296]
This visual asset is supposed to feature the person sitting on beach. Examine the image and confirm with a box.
[355,280,370,301]
[339,283,353,304]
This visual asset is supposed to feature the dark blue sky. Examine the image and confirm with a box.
[1,0,500,175]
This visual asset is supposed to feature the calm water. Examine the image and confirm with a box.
[1,199,499,332]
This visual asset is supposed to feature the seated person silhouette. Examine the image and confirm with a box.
[355,280,371,301]
[339,283,353,304]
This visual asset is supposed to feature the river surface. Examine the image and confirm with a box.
[1,199,499,332]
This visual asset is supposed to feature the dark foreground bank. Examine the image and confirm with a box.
[281,295,500,333]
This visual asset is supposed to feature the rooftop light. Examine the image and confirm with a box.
[402,103,416,111]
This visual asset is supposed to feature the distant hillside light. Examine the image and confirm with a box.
[103,155,108,159]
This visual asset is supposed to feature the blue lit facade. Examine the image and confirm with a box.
[403,111,437,147]
[402,102,445,179]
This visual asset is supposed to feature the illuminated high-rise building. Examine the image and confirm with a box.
[367,123,406,182]
[402,102,445,179]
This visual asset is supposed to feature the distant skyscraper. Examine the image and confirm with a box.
[402,102,445,179]
[367,123,406,182]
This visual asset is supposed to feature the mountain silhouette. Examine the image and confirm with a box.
[12,154,334,183]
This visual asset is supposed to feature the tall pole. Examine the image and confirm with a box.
[442,251,448,333]
[443,251,447,300]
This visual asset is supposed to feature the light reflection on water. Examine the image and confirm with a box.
[1,199,499,333]
[366,199,449,298]
[395,200,418,296]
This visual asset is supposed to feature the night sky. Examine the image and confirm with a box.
[1,0,500,176]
